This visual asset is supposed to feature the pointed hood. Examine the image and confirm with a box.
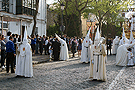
[23,25,28,44]
[85,27,91,40]
[83,27,91,47]
[129,30,134,44]
[122,27,126,38]
[55,33,61,40]
[94,26,100,41]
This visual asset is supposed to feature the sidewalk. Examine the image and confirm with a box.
[0,51,77,67]
[32,54,50,65]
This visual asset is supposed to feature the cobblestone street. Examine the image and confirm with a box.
[0,55,135,90]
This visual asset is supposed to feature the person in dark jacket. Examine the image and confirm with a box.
[71,39,77,58]
[1,35,6,69]
[52,38,60,61]
[35,34,39,54]
[39,36,43,55]
[6,36,16,73]
[31,35,36,55]
[107,39,112,55]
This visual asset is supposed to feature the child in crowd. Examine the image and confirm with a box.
[127,48,134,66]
[49,43,52,59]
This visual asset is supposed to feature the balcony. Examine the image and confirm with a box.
[16,0,36,16]
[16,6,36,16]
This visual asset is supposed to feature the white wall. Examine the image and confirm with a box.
[0,0,47,37]
[9,21,20,34]
[37,0,47,36]
[38,0,46,20]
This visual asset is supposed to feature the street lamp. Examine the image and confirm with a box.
[60,2,65,37]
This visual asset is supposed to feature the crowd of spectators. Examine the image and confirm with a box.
[0,32,85,72]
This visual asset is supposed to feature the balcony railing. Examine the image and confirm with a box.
[16,6,36,16]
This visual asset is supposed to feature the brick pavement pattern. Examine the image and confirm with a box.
[0,55,135,90]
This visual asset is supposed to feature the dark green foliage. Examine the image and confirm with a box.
[47,25,60,36]
[102,23,122,38]
[63,14,80,37]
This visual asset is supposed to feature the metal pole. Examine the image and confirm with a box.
[61,10,63,37]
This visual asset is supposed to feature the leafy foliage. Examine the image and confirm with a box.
[51,0,89,37]
[83,0,129,38]
[47,24,60,36]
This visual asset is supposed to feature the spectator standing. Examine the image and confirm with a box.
[52,38,61,61]
[49,43,52,59]
[45,37,49,55]
[6,36,16,73]
[107,39,112,55]
[31,35,36,55]
[1,35,6,69]
[39,36,43,55]
[71,39,77,58]
[18,35,21,42]
[64,34,69,50]
[43,35,46,54]
[15,34,19,43]
[77,38,82,57]
[5,31,12,43]
[35,35,39,54]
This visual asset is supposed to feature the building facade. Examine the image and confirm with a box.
[0,0,47,37]
[81,13,98,38]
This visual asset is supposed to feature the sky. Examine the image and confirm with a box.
[47,0,57,4]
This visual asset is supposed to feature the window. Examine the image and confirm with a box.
[16,0,36,16]
[2,0,9,12]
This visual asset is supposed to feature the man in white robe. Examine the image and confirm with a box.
[112,36,120,55]
[15,26,33,77]
[89,28,107,81]
[116,42,135,66]
[81,28,93,63]
[55,34,69,61]
[119,28,129,46]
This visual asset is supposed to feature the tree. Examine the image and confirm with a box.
[83,0,129,37]
[52,0,91,37]
[31,0,39,36]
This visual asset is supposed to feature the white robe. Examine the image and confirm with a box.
[89,43,107,81]
[131,39,135,54]
[15,43,33,77]
[81,39,92,63]
[112,38,120,54]
[59,39,69,60]
[116,43,135,66]
[127,51,134,66]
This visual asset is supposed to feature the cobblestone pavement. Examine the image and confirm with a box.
[0,55,135,90]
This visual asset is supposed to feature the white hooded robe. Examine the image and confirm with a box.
[112,36,120,54]
[56,34,69,60]
[81,28,93,63]
[15,26,33,77]
[89,28,107,81]
[119,28,129,46]
[116,42,135,66]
